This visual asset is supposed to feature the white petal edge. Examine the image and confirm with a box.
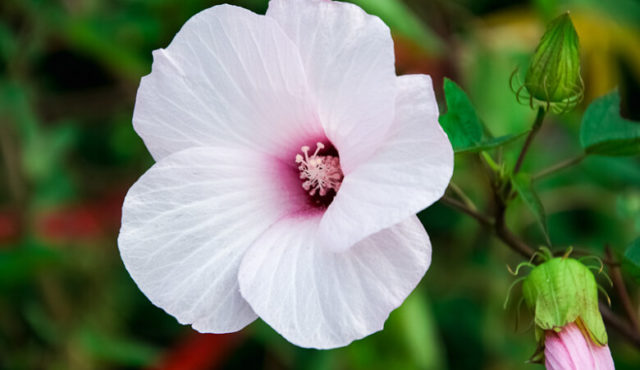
[319,74,454,252]
[118,146,298,333]
[238,215,431,349]
[266,0,397,173]
[133,4,322,161]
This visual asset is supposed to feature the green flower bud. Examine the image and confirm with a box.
[522,255,607,345]
[513,13,583,113]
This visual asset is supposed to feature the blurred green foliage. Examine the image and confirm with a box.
[624,238,640,284]
[1,0,639,369]
[580,91,640,156]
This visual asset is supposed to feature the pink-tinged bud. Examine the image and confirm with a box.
[544,322,615,370]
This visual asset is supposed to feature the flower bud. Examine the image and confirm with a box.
[522,255,607,345]
[545,322,615,370]
[519,13,583,113]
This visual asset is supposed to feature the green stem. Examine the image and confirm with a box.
[444,191,640,348]
[440,195,493,227]
[514,107,545,174]
[533,153,586,181]
[448,182,477,211]
[606,246,640,333]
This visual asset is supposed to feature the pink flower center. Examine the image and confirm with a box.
[295,142,343,203]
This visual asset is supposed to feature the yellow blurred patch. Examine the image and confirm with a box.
[476,8,640,103]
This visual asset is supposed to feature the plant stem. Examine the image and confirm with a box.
[440,195,493,227]
[606,246,640,332]
[441,189,640,349]
[494,207,536,259]
[514,107,545,174]
[448,182,477,211]
[533,153,587,181]
[600,303,640,348]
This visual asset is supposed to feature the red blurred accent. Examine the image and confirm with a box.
[38,206,101,240]
[393,34,442,74]
[150,332,243,370]
[34,190,125,243]
[393,34,449,99]
[0,210,21,244]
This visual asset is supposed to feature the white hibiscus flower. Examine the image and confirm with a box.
[118,0,453,349]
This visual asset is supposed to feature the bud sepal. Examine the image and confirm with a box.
[522,251,607,345]
[511,13,583,113]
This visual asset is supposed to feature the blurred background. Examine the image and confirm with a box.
[1,0,639,369]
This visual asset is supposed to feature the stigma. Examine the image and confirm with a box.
[295,142,343,197]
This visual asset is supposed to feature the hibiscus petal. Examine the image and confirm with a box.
[319,74,453,252]
[544,323,615,370]
[133,4,321,161]
[591,344,616,369]
[266,0,397,172]
[238,216,431,349]
[118,147,297,333]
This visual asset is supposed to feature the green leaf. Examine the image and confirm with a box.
[580,90,640,156]
[512,173,551,245]
[440,78,528,153]
[439,78,484,151]
[623,237,640,283]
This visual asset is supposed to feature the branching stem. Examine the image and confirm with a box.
[448,182,477,211]
[600,303,640,348]
[514,107,545,174]
[533,153,587,181]
[606,246,640,333]
[440,195,493,227]
[440,186,640,349]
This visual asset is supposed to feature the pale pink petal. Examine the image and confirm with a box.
[133,4,322,161]
[545,323,615,370]
[266,0,397,172]
[591,344,616,370]
[318,75,453,252]
[237,216,431,349]
[118,147,300,333]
